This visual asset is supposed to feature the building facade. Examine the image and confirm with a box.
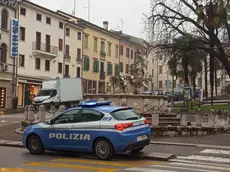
[17,1,84,106]
[0,1,18,109]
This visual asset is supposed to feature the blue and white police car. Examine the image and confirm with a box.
[23,100,151,160]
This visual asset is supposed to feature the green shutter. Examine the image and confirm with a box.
[107,63,113,75]
[115,64,119,76]
[84,56,90,71]
[96,60,99,72]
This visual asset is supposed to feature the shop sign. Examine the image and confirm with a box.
[0,0,18,9]
[10,18,19,57]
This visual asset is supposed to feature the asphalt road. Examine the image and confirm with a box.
[1,147,230,172]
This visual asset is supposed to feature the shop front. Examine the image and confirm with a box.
[17,78,42,106]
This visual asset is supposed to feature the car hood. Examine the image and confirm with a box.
[34,96,50,102]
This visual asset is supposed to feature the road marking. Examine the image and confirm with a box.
[0,168,46,172]
[149,165,221,172]
[123,167,178,172]
[170,162,230,170]
[24,162,119,172]
[177,155,230,163]
[201,149,230,155]
[54,158,159,167]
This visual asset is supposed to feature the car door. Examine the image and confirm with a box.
[71,109,104,151]
[42,109,80,150]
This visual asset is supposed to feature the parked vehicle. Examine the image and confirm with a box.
[33,78,83,109]
[23,100,151,160]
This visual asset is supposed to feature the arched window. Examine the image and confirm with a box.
[1,9,8,30]
[1,44,7,63]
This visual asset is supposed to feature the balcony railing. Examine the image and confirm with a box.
[77,57,82,63]
[32,42,58,56]
[64,54,71,60]
[100,51,106,58]
[100,71,106,80]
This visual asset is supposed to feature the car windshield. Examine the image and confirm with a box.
[111,109,142,121]
[37,89,52,96]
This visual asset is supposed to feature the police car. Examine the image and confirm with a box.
[22,100,151,160]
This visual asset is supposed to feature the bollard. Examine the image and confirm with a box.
[38,105,46,122]
[24,105,28,121]
[195,109,202,127]
[27,105,34,122]
[55,105,66,117]
[180,114,187,126]
[151,113,159,126]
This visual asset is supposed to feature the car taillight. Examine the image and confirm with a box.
[144,119,149,124]
[114,123,133,131]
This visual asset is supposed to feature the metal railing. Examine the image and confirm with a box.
[32,42,58,55]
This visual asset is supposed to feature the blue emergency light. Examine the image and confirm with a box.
[78,100,112,107]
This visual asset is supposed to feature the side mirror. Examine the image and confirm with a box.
[49,119,54,125]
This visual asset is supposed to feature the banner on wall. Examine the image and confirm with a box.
[10,18,19,57]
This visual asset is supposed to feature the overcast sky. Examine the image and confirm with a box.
[31,0,150,39]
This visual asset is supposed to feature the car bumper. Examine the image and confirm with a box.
[122,138,150,153]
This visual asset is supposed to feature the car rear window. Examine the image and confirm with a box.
[111,109,142,121]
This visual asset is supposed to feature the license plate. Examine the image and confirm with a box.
[137,135,147,141]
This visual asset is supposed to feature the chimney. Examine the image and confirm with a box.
[103,21,108,30]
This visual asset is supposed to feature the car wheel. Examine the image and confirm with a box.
[94,138,114,160]
[132,147,144,153]
[27,135,45,155]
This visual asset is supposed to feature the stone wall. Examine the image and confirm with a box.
[84,94,168,114]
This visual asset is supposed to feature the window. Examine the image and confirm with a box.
[81,109,104,122]
[84,34,88,49]
[58,38,63,51]
[46,17,51,24]
[58,62,62,73]
[126,64,129,73]
[119,62,123,73]
[77,48,81,59]
[93,37,97,52]
[19,55,25,67]
[131,50,133,59]
[76,67,81,77]
[66,28,70,36]
[108,43,111,56]
[93,59,99,73]
[84,56,90,71]
[36,13,42,21]
[35,58,40,70]
[77,32,81,40]
[115,64,119,76]
[115,45,119,57]
[65,64,69,76]
[159,66,163,74]
[126,48,129,57]
[45,60,50,71]
[53,110,80,124]
[20,7,26,16]
[65,45,70,55]
[59,22,63,29]
[20,27,25,41]
[1,9,8,30]
[100,41,105,53]
[107,63,112,75]
[0,44,7,63]
[120,45,123,55]
[159,81,163,88]
[111,109,141,121]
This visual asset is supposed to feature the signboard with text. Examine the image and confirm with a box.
[10,18,19,57]
[0,0,18,9]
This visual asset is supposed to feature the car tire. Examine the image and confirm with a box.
[27,135,45,155]
[132,147,144,153]
[94,138,114,160]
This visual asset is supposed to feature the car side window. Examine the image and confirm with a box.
[54,109,79,124]
[80,109,104,122]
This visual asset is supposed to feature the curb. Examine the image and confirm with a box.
[150,141,230,150]
[144,152,176,161]
[14,128,24,135]
[0,140,24,148]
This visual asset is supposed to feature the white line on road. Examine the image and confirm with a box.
[201,149,230,155]
[123,168,178,172]
[170,162,230,171]
[177,155,230,163]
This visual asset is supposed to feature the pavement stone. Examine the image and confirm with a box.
[0,140,11,145]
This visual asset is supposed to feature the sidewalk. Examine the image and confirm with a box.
[0,122,22,141]
[0,108,24,115]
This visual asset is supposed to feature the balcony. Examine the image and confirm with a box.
[100,71,106,80]
[64,54,71,61]
[32,42,58,58]
[100,51,106,60]
[76,57,82,63]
